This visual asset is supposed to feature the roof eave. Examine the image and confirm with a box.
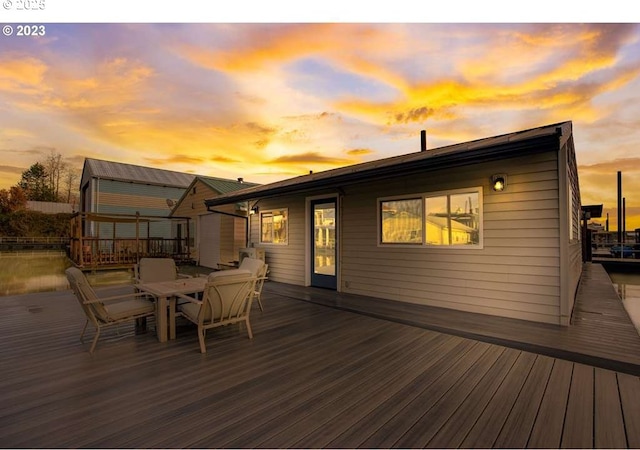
[205,132,561,207]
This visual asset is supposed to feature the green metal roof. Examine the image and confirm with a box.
[198,176,260,194]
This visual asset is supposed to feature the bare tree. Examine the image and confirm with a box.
[62,166,80,205]
[44,150,65,200]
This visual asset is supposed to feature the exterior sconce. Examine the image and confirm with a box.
[492,174,507,192]
[250,205,259,215]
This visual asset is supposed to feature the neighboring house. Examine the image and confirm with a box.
[170,176,259,268]
[79,158,196,239]
[204,121,582,326]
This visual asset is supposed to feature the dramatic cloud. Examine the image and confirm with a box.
[1,23,640,227]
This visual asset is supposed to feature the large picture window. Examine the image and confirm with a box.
[260,209,288,244]
[379,187,482,248]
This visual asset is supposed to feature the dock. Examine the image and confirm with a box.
[0,262,639,448]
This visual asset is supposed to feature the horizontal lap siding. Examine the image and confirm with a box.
[341,152,562,324]
[249,197,306,286]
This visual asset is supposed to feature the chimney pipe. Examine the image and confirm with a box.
[237,177,243,183]
[420,130,427,152]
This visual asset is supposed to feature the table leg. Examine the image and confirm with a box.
[156,295,168,342]
[169,297,177,340]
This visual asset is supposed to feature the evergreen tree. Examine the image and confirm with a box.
[18,163,57,201]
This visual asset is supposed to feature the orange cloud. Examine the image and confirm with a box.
[269,152,353,166]
[0,55,49,94]
[347,148,374,156]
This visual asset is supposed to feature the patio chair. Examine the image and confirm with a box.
[176,269,257,353]
[65,267,155,354]
[134,257,191,284]
[238,257,269,311]
[134,257,195,317]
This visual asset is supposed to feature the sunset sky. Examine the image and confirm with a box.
[1,14,639,229]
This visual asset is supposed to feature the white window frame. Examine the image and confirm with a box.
[378,186,484,249]
[259,208,289,245]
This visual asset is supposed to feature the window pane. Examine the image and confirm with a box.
[272,210,287,244]
[260,214,273,243]
[425,195,449,245]
[426,192,480,246]
[260,210,288,244]
[450,192,480,245]
[381,199,423,243]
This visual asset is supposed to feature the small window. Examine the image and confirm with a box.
[260,209,288,244]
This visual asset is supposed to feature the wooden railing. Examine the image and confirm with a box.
[0,237,70,250]
[69,237,192,268]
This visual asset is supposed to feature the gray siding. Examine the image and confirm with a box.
[340,151,562,325]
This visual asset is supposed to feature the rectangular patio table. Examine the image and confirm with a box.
[136,277,207,342]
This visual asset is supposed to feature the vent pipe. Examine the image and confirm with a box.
[420,130,427,152]
[237,177,244,183]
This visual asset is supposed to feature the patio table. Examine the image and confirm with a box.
[136,277,207,342]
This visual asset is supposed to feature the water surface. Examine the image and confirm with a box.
[0,250,132,296]
[609,271,640,334]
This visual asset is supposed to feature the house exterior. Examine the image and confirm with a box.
[204,121,582,326]
[79,158,196,239]
[170,176,259,268]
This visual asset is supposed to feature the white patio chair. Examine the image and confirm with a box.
[238,257,269,311]
[65,267,155,354]
[176,269,257,353]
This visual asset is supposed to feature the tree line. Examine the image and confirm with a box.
[0,151,80,214]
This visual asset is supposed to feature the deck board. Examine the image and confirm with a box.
[426,348,520,448]
[561,363,595,448]
[527,358,573,448]
[594,369,628,448]
[394,345,505,448]
[493,355,554,448]
[1,277,639,449]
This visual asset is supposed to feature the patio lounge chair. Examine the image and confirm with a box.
[65,267,155,353]
[238,257,269,311]
[176,269,256,353]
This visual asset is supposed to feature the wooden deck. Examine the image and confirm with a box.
[270,262,640,376]
[1,265,640,448]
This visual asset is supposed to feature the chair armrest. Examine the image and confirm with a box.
[177,273,193,279]
[84,291,151,304]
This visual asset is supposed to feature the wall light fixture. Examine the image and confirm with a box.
[491,174,507,192]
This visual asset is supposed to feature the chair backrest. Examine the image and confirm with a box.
[238,257,268,299]
[238,257,264,277]
[200,270,256,324]
[255,263,268,293]
[136,258,178,283]
[65,267,109,322]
